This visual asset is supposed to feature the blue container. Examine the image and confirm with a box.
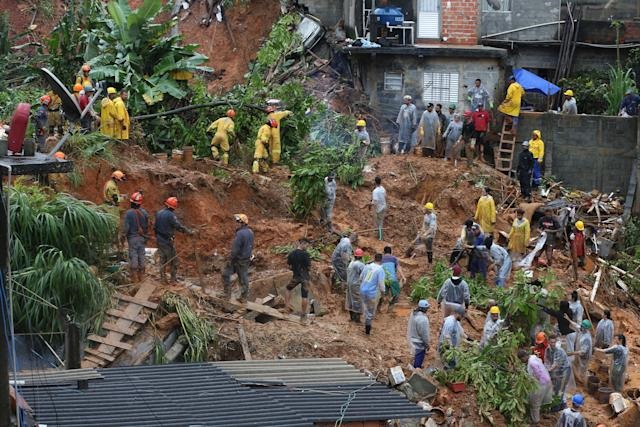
[373,7,404,26]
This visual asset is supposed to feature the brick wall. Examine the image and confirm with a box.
[441,0,478,45]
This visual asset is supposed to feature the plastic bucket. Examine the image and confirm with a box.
[598,387,613,404]
[380,137,391,155]
[587,376,600,394]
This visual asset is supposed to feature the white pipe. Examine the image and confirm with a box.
[481,20,567,39]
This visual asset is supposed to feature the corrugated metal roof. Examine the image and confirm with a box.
[11,368,103,386]
[20,359,427,426]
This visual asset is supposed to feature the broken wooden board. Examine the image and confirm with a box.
[83,348,116,362]
[236,324,252,360]
[114,292,158,309]
[105,309,148,324]
[87,335,133,351]
[244,301,305,325]
[101,322,138,336]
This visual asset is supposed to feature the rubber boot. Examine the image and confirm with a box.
[222,152,229,165]
[427,252,433,264]
[353,313,361,324]
[252,159,260,174]
[211,145,219,160]
[365,324,371,335]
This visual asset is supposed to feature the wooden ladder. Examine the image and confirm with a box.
[495,119,517,177]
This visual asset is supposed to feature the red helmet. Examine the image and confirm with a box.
[130,191,143,204]
[82,64,91,72]
[53,151,65,159]
[354,248,364,257]
[226,109,236,118]
[40,95,51,106]
[165,197,178,209]
[267,119,278,128]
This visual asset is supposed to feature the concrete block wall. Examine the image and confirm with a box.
[441,0,479,45]
[481,0,561,41]
[514,112,638,194]
[302,0,344,28]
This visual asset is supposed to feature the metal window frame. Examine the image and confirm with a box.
[384,72,404,91]
[422,72,460,104]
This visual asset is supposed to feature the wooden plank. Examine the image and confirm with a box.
[83,348,116,362]
[236,324,252,361]
[95,280,156,357]
[87,335,133,351]
[81,360,99,369]
[244,301,303,325]
[83,354,107,366]
[101,322,138,336]
[106,309,148,324]
[114,292,158,309]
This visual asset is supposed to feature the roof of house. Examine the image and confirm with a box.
[344,44,508,58]
[19,358,427,427]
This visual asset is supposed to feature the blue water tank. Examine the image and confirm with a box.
[372,7,404,26]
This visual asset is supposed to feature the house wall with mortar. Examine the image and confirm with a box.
[513,112,638,194]
[480,0,562,41]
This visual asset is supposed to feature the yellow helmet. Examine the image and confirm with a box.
[575,220,585,231]
[107,87,117,95]
[564,89,574,97]
[490,306,500,314]
[111,170,125,180]
[424,202,434,210]
[356,119,366,127]
[234,213,249,225]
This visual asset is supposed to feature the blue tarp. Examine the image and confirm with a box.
[513,68,560,96]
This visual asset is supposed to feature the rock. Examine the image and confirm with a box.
[155,313,180,330]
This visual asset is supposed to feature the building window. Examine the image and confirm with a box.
[384,72,403,91]
[482,0,512,12]
[423,72,459,104]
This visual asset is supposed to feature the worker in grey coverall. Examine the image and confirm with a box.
[408,299,430,368]
[396,95,417,154]
[222,214,254,301]
[320,174,337,232]
[154,197,194,284]
[120,192,148,283]
[436,265,470,317]
[331,233,357,285]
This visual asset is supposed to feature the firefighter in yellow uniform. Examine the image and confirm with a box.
[474,187,497,234]
[100,87,118,137]
[498,75,525,134]
[207,109,236,165]
[75,64,93,88]
[112,90,130,141]
[253,119,277,174]
[46,91,64,136]
[103,170,126,216]
[266,106,292,163]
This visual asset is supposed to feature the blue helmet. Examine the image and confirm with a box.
[418,300,430,309]
[572,394,584,406]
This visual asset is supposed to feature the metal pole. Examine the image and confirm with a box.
[64,321,80,370]
[0,171,11,427]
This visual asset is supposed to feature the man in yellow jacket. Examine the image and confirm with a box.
[46,90,64,136]
[508,208,530,256]
[100,87,118,137]
[498,75,525,134]
[113,90,130,141]
[529,130,544,188]
[474,187,496,234]
[266,105,292,164]
[75,64,93,88]
[253,119,276,174]
[207,109,236,165]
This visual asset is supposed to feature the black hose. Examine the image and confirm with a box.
[131,101,266,121]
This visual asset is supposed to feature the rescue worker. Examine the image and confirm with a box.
[471,103,491,163]
[565,318,593,385]
[484,236,511,287]
[252,119,276,174]
[518,349,552,425]
[467,78,492,112]
[529,130,545,188]
[320,173,336,232]
[508,208,530,256]
[450,219,481,266]
[438,305,466,369]
[544,334,572,399]
[480,306,503,348]
[569,290,584,323]
[533,331,549,363]
[120,191,148,283]
[595,334,628,392]
[113,90,130,140]
[619,88,640,116]
[561,90,577,115]
[498,75,524,135]
[222,213,254,301]
[436,265,470,317]
[285,239,311,320]
[103,170,126,208]
[396,95,417,154]
[517,140,535,201]
[371,176,386,241]
[595,309,614,348]
[101,87,118,137]
[79,85,97,132]
[556,394,586,427]
[34,95,50,152]
[46,90,63,136]
[75,64,93,88]
[382,246,406,307]
[570,221,586,268]
[469,225,488,281]
[346,248,365,322]
[442,113,462,161]
[408,299,430,368]
[72,83,83,105]
[331,233,357,286]
[407,202,437,265]
[266,105,292,163]
[538,208,561,266]
[435,104,448,157]
[207,109,235,165]
[355,119,370,160]
[474,187,496,234]
[417,103,440,156]
[154,197,194,284]
[359,253,386,335]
